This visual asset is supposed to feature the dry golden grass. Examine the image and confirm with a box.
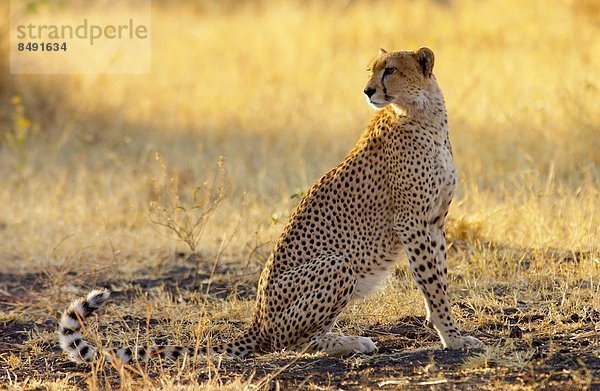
[0,0,598,389]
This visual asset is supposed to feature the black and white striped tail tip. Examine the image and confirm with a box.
[58,289,111,364]
[86,289,112,306]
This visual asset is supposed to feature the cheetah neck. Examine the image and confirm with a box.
[390,81,448,136]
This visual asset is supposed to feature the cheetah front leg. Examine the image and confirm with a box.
[428,207,483,348]
[397,216,482,349]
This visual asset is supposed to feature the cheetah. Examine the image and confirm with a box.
[59,47,483,365]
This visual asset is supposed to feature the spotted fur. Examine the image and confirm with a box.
[58,289,258,364]
[58,47,482,365]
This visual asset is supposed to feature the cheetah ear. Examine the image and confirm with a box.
[415,47,434,77]
[378,48,388,56]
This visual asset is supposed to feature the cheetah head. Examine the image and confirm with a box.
[363,47,436,114]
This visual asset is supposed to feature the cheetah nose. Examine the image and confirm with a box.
[363,87,376,98]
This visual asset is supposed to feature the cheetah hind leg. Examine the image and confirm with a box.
[267,254,376,356]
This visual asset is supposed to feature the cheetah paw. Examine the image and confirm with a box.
[353,336,378,354]
[445,335,484,349]
[328,336,378,356]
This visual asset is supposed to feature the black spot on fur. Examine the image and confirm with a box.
[79,345,89,358]
[71,338,82,349]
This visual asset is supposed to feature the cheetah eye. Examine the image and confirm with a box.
[383,67,396,77]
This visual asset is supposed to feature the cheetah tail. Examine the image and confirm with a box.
[58,289,257,365]
[58,289,112,364]
[58,289,203,364]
